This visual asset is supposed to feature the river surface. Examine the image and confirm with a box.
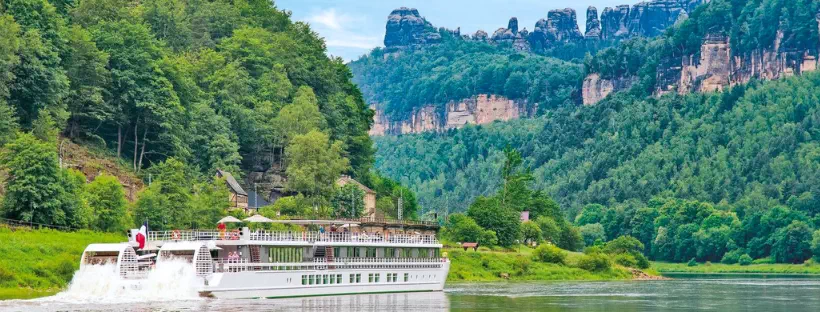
[2,276,819,311]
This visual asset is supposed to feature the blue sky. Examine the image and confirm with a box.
[275,0,629,62]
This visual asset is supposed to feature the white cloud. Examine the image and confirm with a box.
[306,8,351,31]
[304,8,381,54]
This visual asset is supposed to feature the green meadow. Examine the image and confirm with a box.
[0,226,124,300]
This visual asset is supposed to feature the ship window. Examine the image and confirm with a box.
[309,275,314,285]
[349,274,354,283]
[366,248,376,258]
[368,273,373,283]
[404,273,409,282]
[330,274,335,284]
[356,274,361,283]
[302,275,307,285]
[385,248,394,258]
[323,274,328,284]
[375,273,380,283]
[337,274,342,283]
[347,247,354,258]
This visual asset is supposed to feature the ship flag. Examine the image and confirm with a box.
[136,222,148,249]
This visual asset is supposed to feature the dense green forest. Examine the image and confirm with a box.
[585,0,820,89]
[0,0,416,231]
[348,35,585,120]
[378,68,820,264]
[371,0,820,264]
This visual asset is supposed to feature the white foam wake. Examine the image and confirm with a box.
[43,259,203,304]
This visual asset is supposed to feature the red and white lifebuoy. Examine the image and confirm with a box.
[172,230,181,240]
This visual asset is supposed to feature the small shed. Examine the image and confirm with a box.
[217,169,248,210]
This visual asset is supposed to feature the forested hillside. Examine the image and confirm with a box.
[377,68,820,263]
[0,0,415,231]
[374,0,820,263]
[1,0,373,177]
[349,38,583,121]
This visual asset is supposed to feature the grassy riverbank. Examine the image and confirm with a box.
[446,246,635,282]
[0,226,124,300]
[652,261,820,275]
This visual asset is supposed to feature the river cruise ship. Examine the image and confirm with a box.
[79,218,449,299]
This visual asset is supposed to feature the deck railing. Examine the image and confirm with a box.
[213,257,447,273]
[148,230,440,245]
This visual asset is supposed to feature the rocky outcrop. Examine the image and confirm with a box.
[585,7,602,40]
[653,31,819,98]
[508,17,519,34]
[677,33,732,94]
[384,7,441,49]
[473,30,489,41]
[598,0,702,41]
[490,17,530,51]
[582,74,638,105]
[383,1,701,53]
[530,9,584,48]
[369,95,529,135]
[600,5,632,40]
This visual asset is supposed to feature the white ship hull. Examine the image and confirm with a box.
[202,263,450,299]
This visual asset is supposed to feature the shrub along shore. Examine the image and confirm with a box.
[445,245,639,282]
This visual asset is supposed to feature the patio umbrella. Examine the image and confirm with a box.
[243,215,274,223]
[217,216,242,224]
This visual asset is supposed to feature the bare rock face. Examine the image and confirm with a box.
[582,74,637,105]
[446,94,523,129]
[384,7,441,49]
[473,30,489,41]
[585,6,602,40]
[530,8,584,48]
[490,17,530,52]
[369,95,530,135]
[492,27,516,42]
[508,17,519,34]
[547,8,584,42]
[628,0,690,38]
[677,33,731,94]
[598,0,701,40]
[600,5,631,40]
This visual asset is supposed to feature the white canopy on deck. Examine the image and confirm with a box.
[244,215,274,223]
[217,216,242,223]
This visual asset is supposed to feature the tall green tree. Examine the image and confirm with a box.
[1,133,81,227]
[467,196,520,247]
[285,130,349,197]
[331,183,365,218]
[86,173,128,232]
[190,177,231,228]
[771,220,813,264]
[63,25,111,139]
[133,158,193,230]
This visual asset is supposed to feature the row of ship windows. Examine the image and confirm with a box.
[300,273,437,285]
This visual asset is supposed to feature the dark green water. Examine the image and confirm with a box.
[2,276,819,311]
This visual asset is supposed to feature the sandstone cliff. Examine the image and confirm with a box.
[369,95,529,136]
[383,1,703,52]
[378,1,704,135]
[585,28,820,106]
[384,7,441,49]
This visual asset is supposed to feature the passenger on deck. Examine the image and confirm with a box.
[218,222,226,239]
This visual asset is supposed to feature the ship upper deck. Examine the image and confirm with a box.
[144,229,441,247]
